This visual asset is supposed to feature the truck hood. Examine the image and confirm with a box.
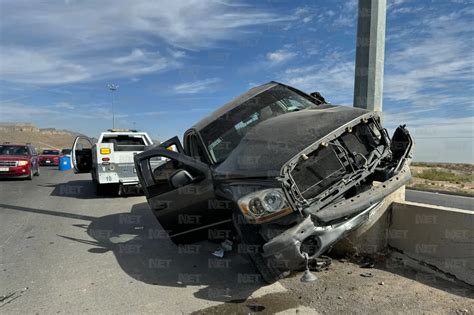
[213,104,370,178]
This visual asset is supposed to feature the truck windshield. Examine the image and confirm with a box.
[0,145,28,156]
[43,150,60,155]
[200,85,316,163]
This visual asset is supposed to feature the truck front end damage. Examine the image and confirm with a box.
[261,113,413,271]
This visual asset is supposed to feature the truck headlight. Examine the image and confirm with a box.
[238,188,293,223]
[18,161,29,166]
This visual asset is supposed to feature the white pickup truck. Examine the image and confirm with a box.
[72,129,154,195]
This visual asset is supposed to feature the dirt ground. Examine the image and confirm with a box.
[409,163,473,196]
[195,254,473,314]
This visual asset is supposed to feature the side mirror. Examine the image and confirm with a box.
[169,169,194,188]
[309,91,327,104]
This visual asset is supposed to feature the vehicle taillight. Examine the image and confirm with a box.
[102,157,110,162]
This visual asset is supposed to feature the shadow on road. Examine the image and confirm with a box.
[2,201,472,301]
[56,202,265,302]
[40,180,141,199]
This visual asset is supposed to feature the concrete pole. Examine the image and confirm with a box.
[353,0,387,112]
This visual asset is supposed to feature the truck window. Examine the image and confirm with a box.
[102,135,146,151]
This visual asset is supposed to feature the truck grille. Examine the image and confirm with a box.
[290,123,380,201]
[291,146,346,199]
[0,161,18,167]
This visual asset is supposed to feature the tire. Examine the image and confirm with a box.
[248,251,289,284]
[27,168,33,180]
[232,213,289,284]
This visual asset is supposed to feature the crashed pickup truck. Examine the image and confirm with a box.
[134,82,413,283]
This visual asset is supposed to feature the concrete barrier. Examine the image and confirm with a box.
[332,188,473,285]
[388,201,473,285]
[332,186,405,256]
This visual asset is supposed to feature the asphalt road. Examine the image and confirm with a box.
[1,169,471,314]
[0,169,292,314]
[406,189,473,211]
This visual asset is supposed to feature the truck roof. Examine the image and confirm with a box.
[191,81,278,131]
[100,131,150,136]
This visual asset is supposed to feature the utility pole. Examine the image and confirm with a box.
[353,0,387,112]
[108,83,119,129]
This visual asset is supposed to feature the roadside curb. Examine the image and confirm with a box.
[406,187,473,198]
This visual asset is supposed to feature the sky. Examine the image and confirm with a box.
[0,0,473,163]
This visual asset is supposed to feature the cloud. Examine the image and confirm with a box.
[0,48,91,85]
[55,102,74,110]
[385,114,474,163]
[0,0,286,85]
[0,100,130,123]
[173,78,221,94]
[0,101,60,120]
[167,49,187,59]
[266,50,297,64]
[384,11,474,110]
[0,47,175,85]
[281,48,355,104]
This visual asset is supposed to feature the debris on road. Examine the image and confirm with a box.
[360,272,375,278]
[211,248,225,258]
[221,239,233,252]
[211,240,233,258]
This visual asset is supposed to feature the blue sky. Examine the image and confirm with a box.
[0,0,473,163]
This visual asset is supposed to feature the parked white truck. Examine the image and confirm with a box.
[71,129,154,195]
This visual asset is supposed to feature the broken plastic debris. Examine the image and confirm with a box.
[212,248,225,258]
[221,240,233,252]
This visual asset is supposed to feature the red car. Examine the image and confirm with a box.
[39,149,60,166]
[0,143,40,179]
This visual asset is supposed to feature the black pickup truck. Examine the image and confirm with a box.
[134,81,413,283]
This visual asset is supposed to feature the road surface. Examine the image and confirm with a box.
[1,169,471,314]
[406,189,473,211]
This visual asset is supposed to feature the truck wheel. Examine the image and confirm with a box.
[248,251,289,284]
[232,213,289,284]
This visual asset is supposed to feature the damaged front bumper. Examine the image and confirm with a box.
[261,200,384,270]
[261,120,414,271]
[261,164,411,270]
